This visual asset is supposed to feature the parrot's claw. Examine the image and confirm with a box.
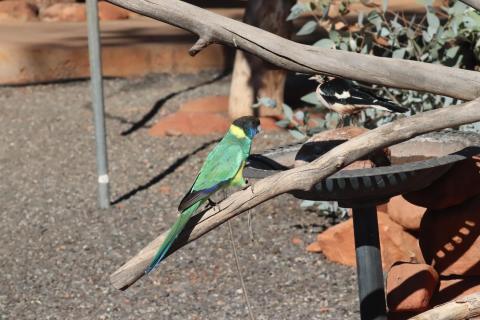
[206,198,217,208]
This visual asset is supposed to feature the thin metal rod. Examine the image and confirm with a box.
[352,206,387,320]
[86,0,110,209]
[228,221,255,320]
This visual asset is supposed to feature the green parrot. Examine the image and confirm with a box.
[145,116,262,274]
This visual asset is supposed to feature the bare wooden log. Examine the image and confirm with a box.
[105,0,480,100]
[460,0,480,11]
[409,292,480,320]
[228,0,295,119]
[110,98,480,290]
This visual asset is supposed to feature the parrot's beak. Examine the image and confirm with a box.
[257,125,262,133]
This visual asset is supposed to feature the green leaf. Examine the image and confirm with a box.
[253,97,276,109]
[297,20,317,36]
[382,0,388,12]
[283,103,294,120]
[392,48,406,59]
[446,46,460,58]
[427,11,440,36]
[422,30,432,42]
[367,11,382,31]
[287,3,311,21]
[443,96,453,106]
[275,119,290,128]
[349,36,357,51]
[295,111,305,121]
[300,200,316,208]
[301,92,322,106]
[358,11,364,26]
[406,28,415,39]
[452,1,467,16]
[289,129,307,140]
[380,27,390,37]
[329,30,341,43]
[313,38,336,49]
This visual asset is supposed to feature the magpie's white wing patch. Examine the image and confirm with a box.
[334,90,351,99]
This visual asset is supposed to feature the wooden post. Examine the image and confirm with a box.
[228,0,295,119]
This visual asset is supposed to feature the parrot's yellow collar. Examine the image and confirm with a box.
[229,124,246,138]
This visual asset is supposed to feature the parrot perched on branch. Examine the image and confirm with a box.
[145,116,262,274]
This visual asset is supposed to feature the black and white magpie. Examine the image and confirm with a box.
[310,76,408,125]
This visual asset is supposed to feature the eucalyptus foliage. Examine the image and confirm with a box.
[278,1,480,214]
[286,0,480,136]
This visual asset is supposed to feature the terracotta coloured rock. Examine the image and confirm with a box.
[307,211,423,268]
[178,96,229,114]
[419,195,480,276]
[432,278,480,305]
[98,1,130,20]
[148,112,230,137]
[405,156,480,210]
[0,0,38,22]
[41,3,85,22]
[258,117,281,132]
[27,0,75,12]
[387,195,426,232]
[386,262,439,313]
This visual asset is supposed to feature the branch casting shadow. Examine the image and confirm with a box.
[111,138,220,205]
[121,71,229,136]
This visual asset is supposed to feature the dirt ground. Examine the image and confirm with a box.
[0,72,359,319]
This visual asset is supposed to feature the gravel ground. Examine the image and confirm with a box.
[0,72,358,319]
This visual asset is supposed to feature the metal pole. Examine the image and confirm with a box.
[352,206,387,320]
[86,0,110,209]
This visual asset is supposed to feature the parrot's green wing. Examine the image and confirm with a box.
[178,143,245,212]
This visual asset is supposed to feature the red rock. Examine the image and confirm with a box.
[259,116,281,132]
[178,96,229,114]
[291,236,303,246]
[387,195,426,232]
[41,3,85,22]
[98,1,130,20]
[148,112,230,137]
[308,211,423,268]
[419,195,480,276]
[432,278,480,305]
[0,0,38,22]
[158,185,171,194]
[405,157,480,210]
[386,262,439,313]
[27,0,75,12]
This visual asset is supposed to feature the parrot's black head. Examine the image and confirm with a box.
[232,116,261,139]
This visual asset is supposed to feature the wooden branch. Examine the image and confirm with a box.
[409,292,480,320]
[105,0,480,100]
[110,98,480,290]
[460,0,480,11]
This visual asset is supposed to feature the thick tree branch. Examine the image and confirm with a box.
[460,0,480,11]
[106,0,480,100]
[110,98,480,290]
[409,292,480,320]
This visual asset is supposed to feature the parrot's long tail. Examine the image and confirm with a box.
[145,201,202,274]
